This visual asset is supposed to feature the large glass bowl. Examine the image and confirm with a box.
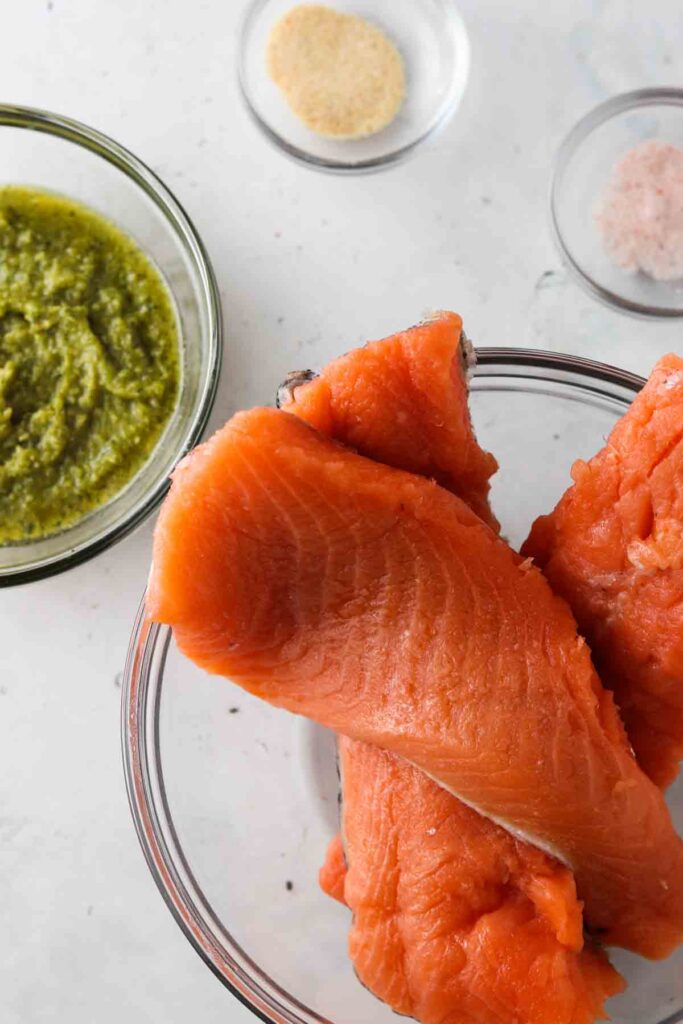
[122,350,683,1024]
[0,104,222,585]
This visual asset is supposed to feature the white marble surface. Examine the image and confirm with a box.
[1,1,682,1021]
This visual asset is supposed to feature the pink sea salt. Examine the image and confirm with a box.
[596,139,683,282]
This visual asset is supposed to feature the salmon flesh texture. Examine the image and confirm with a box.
[279,313,498,531]
[284,314,622,1020]
[336,736,624,1024]
[148,403,683,961]
[523,355,683,790]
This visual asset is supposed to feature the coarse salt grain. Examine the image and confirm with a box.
[596,140,683,282]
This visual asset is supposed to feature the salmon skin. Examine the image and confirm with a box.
[337,737,623,1024]
[290,315,622,1022]
[524,355,683,790]
[148,404,683,960]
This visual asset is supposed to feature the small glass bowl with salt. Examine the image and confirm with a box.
[551,88,683,319]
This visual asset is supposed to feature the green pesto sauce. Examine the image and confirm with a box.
[0,187,179,544]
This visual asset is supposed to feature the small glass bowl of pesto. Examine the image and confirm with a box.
[0,105,222,585]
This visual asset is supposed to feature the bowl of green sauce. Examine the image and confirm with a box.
[0,105,222,585]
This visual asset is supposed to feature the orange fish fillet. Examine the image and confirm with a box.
[280,312,498,531]
[338,738,623,1024]
[523,354,683,789]
[285,313,498,890]
[318,833,347,905]
[286,314,621,1018]
[148,406,683,959]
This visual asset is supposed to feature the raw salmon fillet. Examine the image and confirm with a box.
[285,313,498,886]
[524,355,683,789]
[318,832,346,905]
[290,316,621,1021]
[148,405,683,959]
[338,737,623,1024]
[280,312,498,530]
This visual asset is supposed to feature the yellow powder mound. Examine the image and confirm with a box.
[266,4,405,140]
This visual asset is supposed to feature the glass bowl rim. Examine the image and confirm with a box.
[236,0,471,175]
[0,102,223,586]
[550,86,683,320]
[121,347,646,1024]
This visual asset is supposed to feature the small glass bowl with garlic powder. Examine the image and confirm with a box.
[238,0,470,172]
